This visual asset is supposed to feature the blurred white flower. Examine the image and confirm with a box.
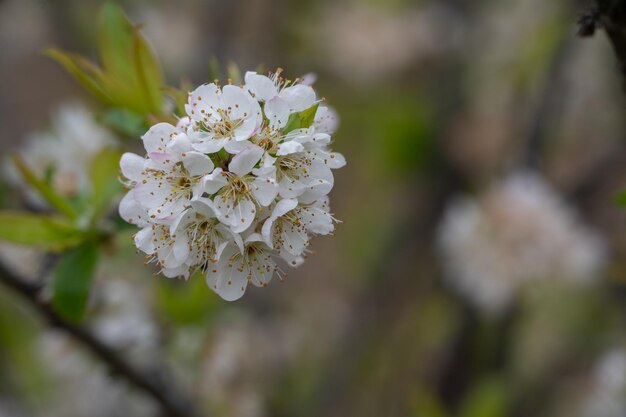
[37,331,157,417]
[582,349,626,417]
[5,102,115,204]
[438,172,605,316]
[119,70,345,301]
[91,279,159,364]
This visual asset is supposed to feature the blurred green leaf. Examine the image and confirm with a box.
[102,108,146,137]
[0,212,85,251]
[98,2,136,83]
[156,270,221,325]
[283,103,319,133]
[132,25,165,113]
[614,189,626,206]
[226,61,242,85]
[52,243,99,322]
[12,155,79,219]
[44,49,113,105]
[459,377,509,417]
[48,2,164,117]
[89,148,124,223]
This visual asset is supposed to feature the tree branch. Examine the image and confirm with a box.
[0,261,201,417]
[580,0,626,89]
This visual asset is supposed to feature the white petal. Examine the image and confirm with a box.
[272,198,298,218]
[283,226,308,255]
[228,145,264,176]
[190,197,218,218]
[232,116,260,142]
[229,199,256,233]
[191,137,227,154]
[206,246,248,301]
[185,83,223,123]
[119,191,148,226]
[201,168,228,194]
[277,141,304,156]
[132,179,171,208]
[222,85,253,116]
[251,176,278,207]
[244,71,278,101]
[182,151,214,176]
[142,123,178,153]
[135,226,156,254]
[120,153,145,181]
[261,217,277,248]
[280,84,316,112]
[264,96,290,130]
[166,134,192,154]
[224,138,252,154]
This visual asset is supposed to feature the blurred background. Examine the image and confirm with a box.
[2,0,626,416]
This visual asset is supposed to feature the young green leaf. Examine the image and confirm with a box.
[282,103,319,134]
[97,2,136,84]
[132,26,165,114]
[0,212,85,251]
[44,49,113,105]
[52,243,100,322]
[102,108,146,137]
[12,155,79,219]
[89,148,124,223]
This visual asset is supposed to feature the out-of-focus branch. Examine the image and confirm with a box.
[579,0,626,88]
[0,261,201,417]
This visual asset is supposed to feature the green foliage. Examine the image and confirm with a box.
[89,148,124,224]
[46,2,165,117]
[12,155,78,219]
[459,377,510,417]
[52,243,100,322]
[156,271,221,325]
[0,212,85,251]
[102,108,147,137]
[283,103,319,133]
[614,189,626,206]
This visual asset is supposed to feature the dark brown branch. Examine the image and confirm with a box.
[0,261,201,417]
[580,0,626,89]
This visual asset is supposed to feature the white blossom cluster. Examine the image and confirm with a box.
[119,70,345,300]
[438,172,605,316]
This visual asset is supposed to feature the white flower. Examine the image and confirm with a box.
[202,145,278,232]
[582,349,626,417]
[120,123,214,222]
[262,197,336,265]
[438,171,605,316]
[6,102,115,203]
[120,69,346,301]
[205,234,277,301]
[245,69,317,112]
[185,83,262,154]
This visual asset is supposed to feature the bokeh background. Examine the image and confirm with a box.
[2,0,626,416]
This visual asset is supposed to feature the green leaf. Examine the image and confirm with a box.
[283,103,319,134]
[12,155,79,219]
[614,189,626,207]
[102,108,146,137]
[132,26,165,113]
[0,212,85,251]
[44,48,113,105]
[97,2,136,84]
[52,243,99,322]
[89,148,124,223]
[459,377,509,417]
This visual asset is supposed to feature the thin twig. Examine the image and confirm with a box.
[0,261,201,417]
